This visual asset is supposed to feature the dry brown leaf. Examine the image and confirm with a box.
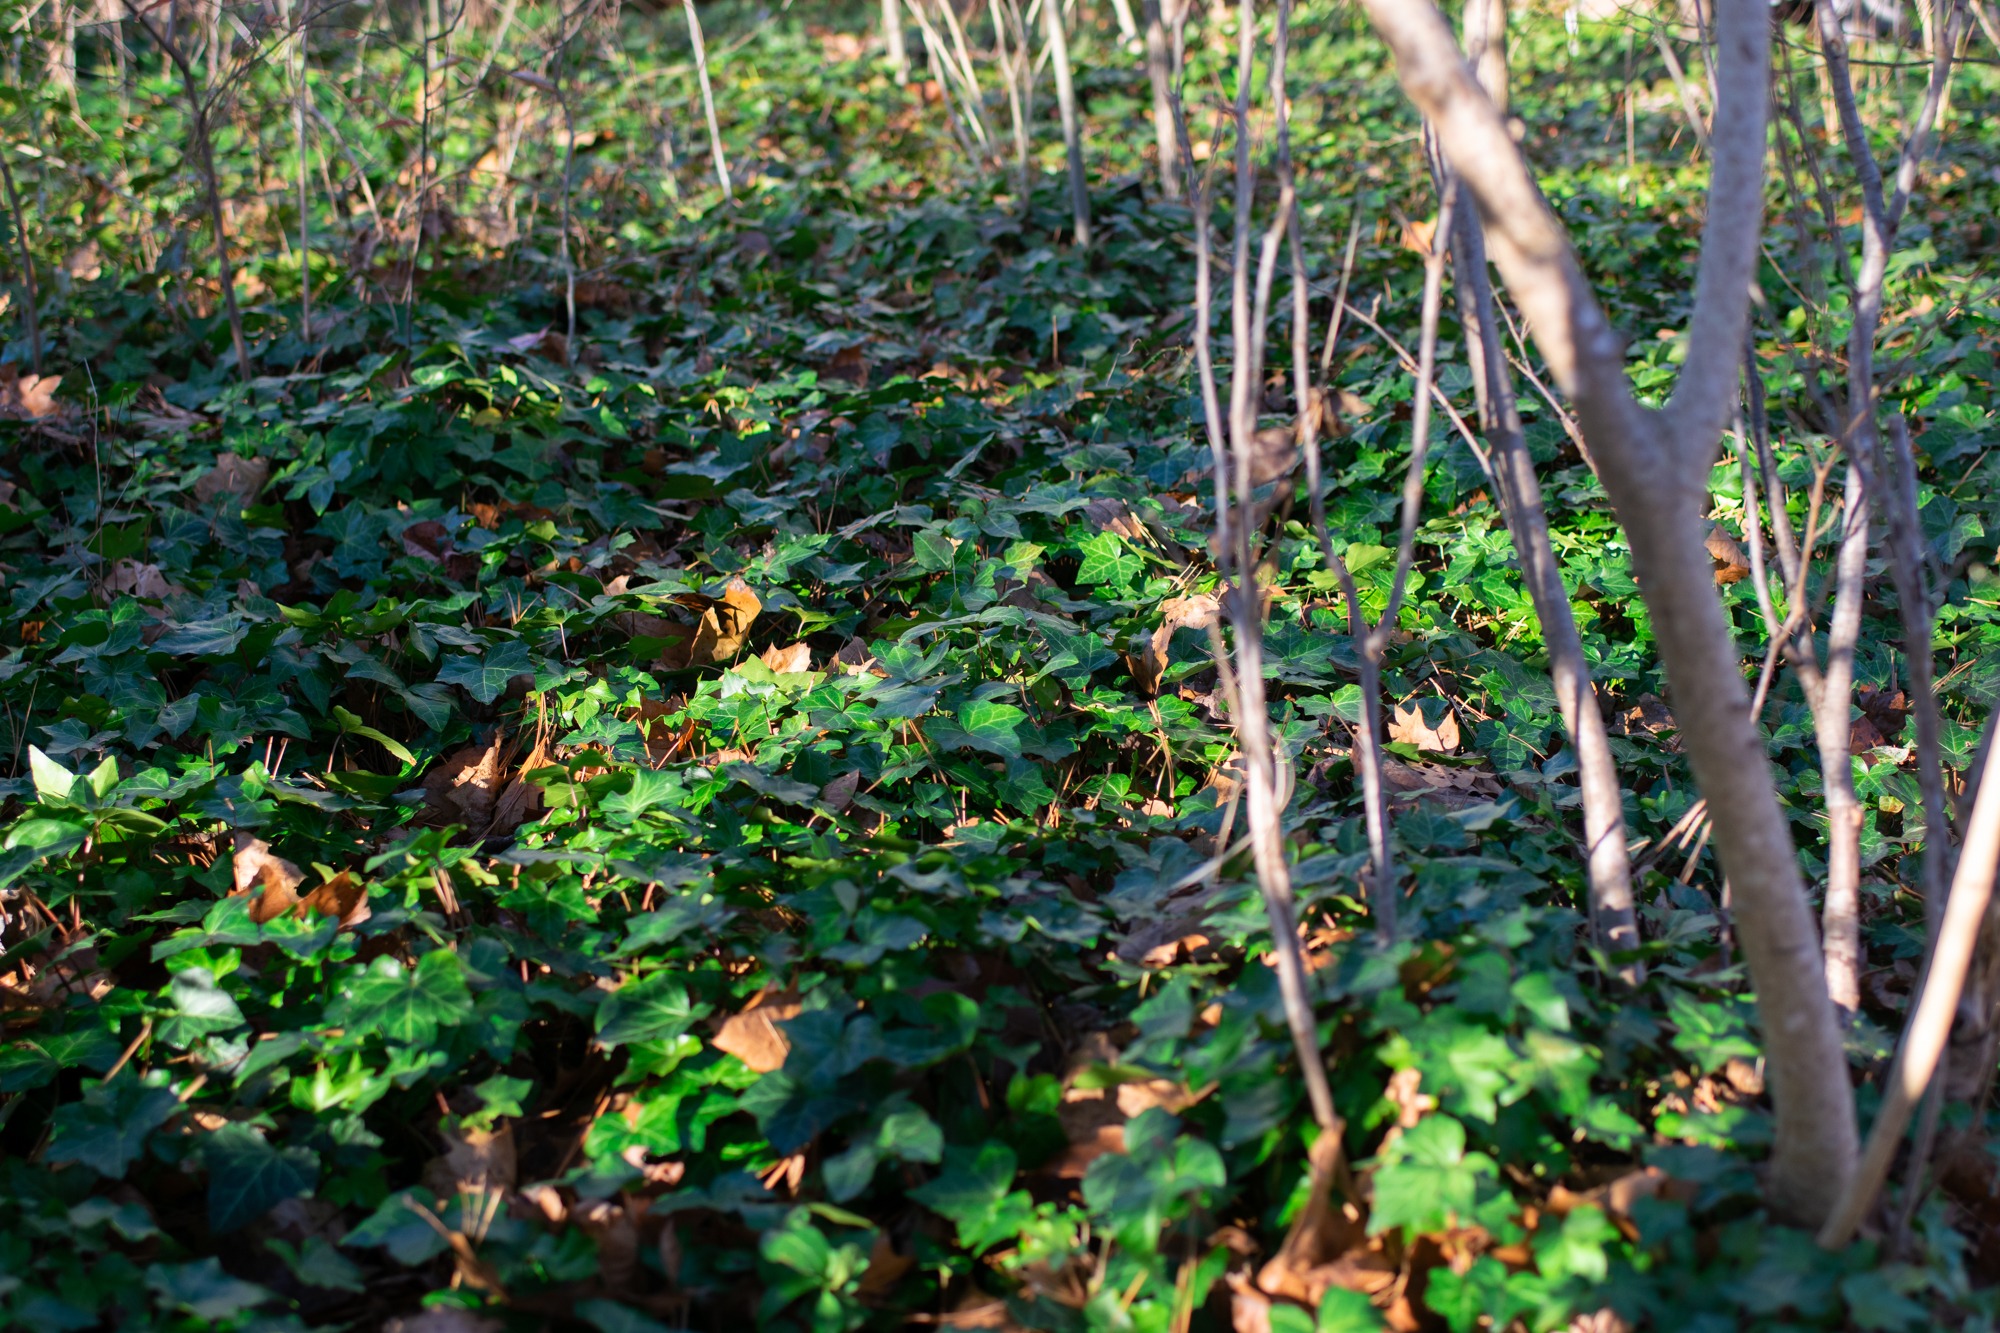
[487,735,552,837]
[1136,592,1220,696]
[231,832,305,924]
[193,453,271,506]
[0,366,61,419]
[712,986,802,1073]
[1256,1133,1381,1307]
[1249,425,1301,487]
[1388,702,1461,754]
[423,1123,516,1198]
[819,769,861,813]
[759,641,813,674]
[758,1151,807,1196]
[297,870,372,930]
[1705,526,1751,585]
[103,560,182,601]
[659,577,762,669]
[1379,758,1500,808]
[1400,214,1440,256]
[855,1232,917,1303]
[421,739,504,827]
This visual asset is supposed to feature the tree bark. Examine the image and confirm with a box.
[1356,0,1857,1226]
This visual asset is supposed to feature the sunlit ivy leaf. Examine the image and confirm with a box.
[1367,1115,1495,1236]
[330,950,474,1046]
[436,639,535,703]
[596,971,707,1047]
[1075,531,1141,587]
[955,700,1027,759]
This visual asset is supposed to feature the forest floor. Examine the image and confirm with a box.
[2,4,2000,1331]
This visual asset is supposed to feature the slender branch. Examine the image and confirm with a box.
[1820,716,2000,1247]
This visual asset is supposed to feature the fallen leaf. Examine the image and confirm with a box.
[231,832,305,924]
[0,366,61,419]
[423,1123,516,1198]
[1255,1133,1382,1307]
[712,986,802,1073]
[384,1312,500,1333]
[421,739,504,827]
[759,641,812,674]
[193,453,271,506]
[1388,702,1461,754]
[819,769,861,813]
[1705,526,1750,584]
[487,734,551,837]
[659,577,762,669]
[1136,591,1220,695]
[1400,214,1440,255]
[297,870,372,930]
[1249,425,1300,487]
[103,559,181,600]
[856,1231,917,1303]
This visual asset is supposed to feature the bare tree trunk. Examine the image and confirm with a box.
[1142,0,1179,197]
[1812,467,1870,1014]
[882,0,909,83]
[683,0,732,201]
[1044,0,1091,246]
[1821,715,2000,1245]
[0,153,41,376]
[1357,0,1858,1227]
[133,4,250,383]
[1448,0,1638,980]
[1188,0,1338,1139]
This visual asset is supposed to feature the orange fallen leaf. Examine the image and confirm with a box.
[712,986,802,1073]
[658,577,762,669]
[193,453,271,506]
[421,739,504,827]
[759,641,812,674]
[1388,701,1460,754]
[231,832,305,924]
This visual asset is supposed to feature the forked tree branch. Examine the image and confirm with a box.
[1356,0,1858,1227]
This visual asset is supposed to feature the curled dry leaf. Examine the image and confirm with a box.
[1705,526,1751,585]
[1255,1133,1384,1309]
[0,366,61,419]
[103,559,181,601]
[193,453,271,506]
[758,641,812,674]
[855,1232,917,1304]
[297,870,372,930]
[658,577,762,669]
[1388,701,1461,754]
[1135,591,1219,696]
[711,986,803,1073]
[487,735,551,837]
[819,769,861,813]
[421,738,504,828]
[424,1123,517,1198]
[231,832,306,924]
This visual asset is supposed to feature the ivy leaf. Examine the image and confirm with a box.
[436,639,535,704]
[909,1142,1029,1252]
[1075,531,1142,587]
[596,971,708,1047]
[1366,1115,1496,1236]
[155,968,247,1049]
[331,950,474,1045]
[45,1077,181,1178]
[331,705,417,767]
[203,1122,320,1232]
[144,1259,274,1320]
[956,700,1027,759]
[27,746,75,802]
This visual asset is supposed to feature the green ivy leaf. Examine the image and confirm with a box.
[436,639,535,704]
[144,1259,274,1320]
[203,1123,320,1232]
[596,971,707,1047]
[331,950,474,1045]
[45,1076,181,1178]
[1366,1115,1496,1236]
[1075,531,1141,587]
[956,700,1027,759]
